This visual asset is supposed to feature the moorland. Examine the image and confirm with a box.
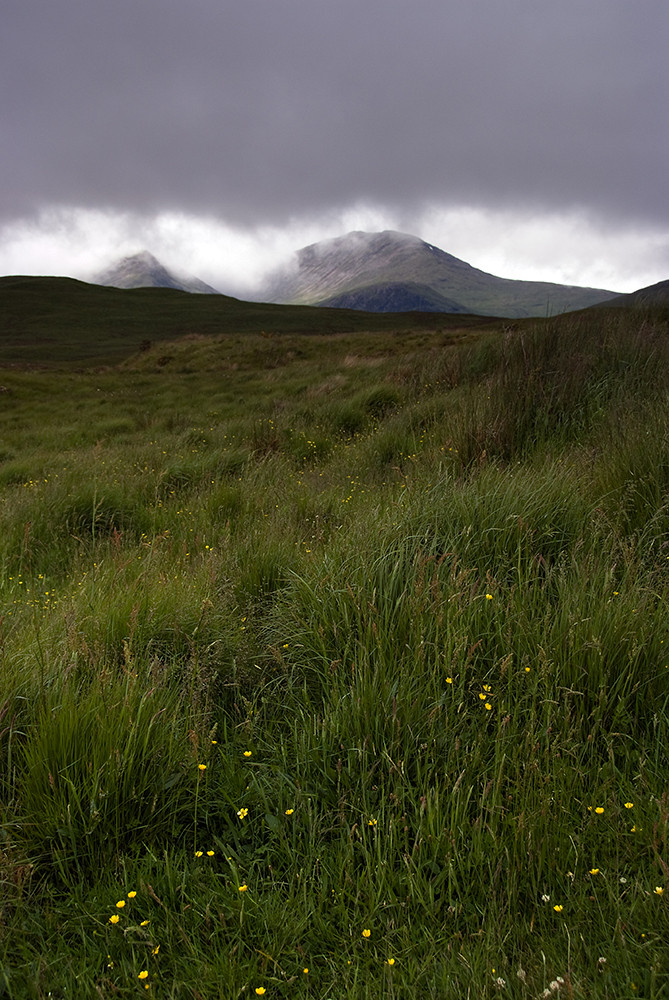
[0,286,667,998]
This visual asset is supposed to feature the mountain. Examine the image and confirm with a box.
[594,278,669,310]
[318,280,470,313]
[92,251,221,295]
[261,230,618,318]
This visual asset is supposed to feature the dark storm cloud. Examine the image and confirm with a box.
[1,0,667,229]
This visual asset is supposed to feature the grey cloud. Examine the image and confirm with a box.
[1,0,667,229]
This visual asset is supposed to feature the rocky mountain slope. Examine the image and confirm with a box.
[261,230,618,318]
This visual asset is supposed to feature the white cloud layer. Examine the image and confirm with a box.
[1,204,666,297]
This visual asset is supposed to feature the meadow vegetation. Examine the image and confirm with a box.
[0,306,667,998]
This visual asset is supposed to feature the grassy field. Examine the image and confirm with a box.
[0,304,668,998]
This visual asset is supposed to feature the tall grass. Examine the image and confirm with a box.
[0,311,668,997]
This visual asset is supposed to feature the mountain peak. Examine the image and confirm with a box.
[263,230,617,318]
[93,251,220,295]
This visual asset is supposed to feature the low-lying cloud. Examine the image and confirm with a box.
[1,203,667,296]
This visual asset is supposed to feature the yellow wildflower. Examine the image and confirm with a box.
[127,891,137,898]
[362,928,371,938]
[138,970,149,980]
[284,808,294,815]
[237,807,249,819]
[109,914,120,924]
[238,884,248,892]
[243,750,252,757]
[553,905,563,913]
[115,900,126,909]
[198,763,207,771]
[595,807,604,815]
[255,990,266,996]
[654,886,664,895]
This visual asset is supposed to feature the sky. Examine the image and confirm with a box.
[1,0,667,296]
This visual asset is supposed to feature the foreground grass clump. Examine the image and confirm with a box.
[0,310,668,998]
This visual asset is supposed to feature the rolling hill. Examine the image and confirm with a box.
[595,278,669,310]
[0,274,495,367]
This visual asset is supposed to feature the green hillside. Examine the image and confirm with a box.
[596,279,669,311]
[0,306,667,998]
[0,275,494,367]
